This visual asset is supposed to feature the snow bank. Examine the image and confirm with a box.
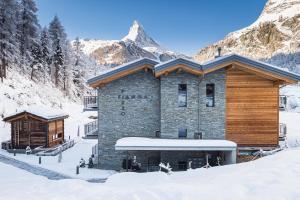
[116,137,237,149]
[1,148,300,199]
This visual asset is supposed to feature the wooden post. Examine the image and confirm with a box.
[126,151,129,172]
[39,156,41,164]
[13,149,16,156]
[76,165,79,175]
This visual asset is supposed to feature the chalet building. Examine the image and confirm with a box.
[84,54,300,171]
[3,111,69,149]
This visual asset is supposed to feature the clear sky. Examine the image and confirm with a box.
[36,0,267,55]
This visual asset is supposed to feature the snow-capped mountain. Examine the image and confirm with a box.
[122,20,160,48]
[78,21,184,66]
[195,0,300,73]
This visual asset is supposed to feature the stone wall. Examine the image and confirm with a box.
[96,68,227,170]
[160,69,226,139]
[97,70,160,170]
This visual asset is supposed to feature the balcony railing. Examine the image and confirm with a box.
[84,120,98,139]
[279,95,287,111]
[84,96,98,111]
[279,123,287,140]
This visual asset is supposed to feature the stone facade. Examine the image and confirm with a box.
[97,69,227,170]
[97,70,160,170]
[160,69,226,139]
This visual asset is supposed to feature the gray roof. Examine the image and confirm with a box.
[202,54,300,81]
[87,58,159,85]
[87,54,300,86]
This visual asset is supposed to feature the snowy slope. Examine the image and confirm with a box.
[1,147,300,199]
[195,0,300,74]
[0,68,96,143]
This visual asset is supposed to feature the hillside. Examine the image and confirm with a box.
[195,0,300,73]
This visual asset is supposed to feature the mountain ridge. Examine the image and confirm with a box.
[194,0,300,74]
[76,20,185,66]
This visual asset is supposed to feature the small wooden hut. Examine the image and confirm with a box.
[3,110,69,149]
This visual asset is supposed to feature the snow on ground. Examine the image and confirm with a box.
[1,147,300,200]
[0,70,114,180]
[0,139,115,180]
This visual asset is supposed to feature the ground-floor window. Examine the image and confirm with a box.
[178,128,187,138]
[178,161,187,170]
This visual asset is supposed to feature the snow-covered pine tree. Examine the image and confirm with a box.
[73,37,83,67]
[0,0,18,82]
[48,16,67,88]
[52,38,64,87]
[17,0,40,71]
[62,40,73,94]
[40,27,52,83]
[30,40,42,80]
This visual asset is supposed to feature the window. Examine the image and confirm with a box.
[194,132,202,139]
[178,128,187,138]
[206,84,215,107]
[178,161,187,171]
[178,84,187,107]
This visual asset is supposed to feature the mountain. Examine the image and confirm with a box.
[122,20,160,48]
[195,0,300,73]
[77,21,184,66]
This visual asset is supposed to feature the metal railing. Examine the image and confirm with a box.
[84,96,98,110]
[84,120,98,136]
[279,95,287,110]
[36,139,75,156]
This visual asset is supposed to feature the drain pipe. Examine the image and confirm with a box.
[197,70,204,134]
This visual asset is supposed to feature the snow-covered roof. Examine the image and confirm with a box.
[4,107,69,122]
[115,137,237,151]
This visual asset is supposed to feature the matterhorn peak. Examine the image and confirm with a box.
[122,20,160,48]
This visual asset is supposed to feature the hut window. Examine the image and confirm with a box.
[206,84,215,107]
[178,128,187,138]
[178,84,187,107]
[58,133,62,138]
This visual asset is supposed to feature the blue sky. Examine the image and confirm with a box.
[36,0,267,55]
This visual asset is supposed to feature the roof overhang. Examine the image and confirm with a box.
[154,58,203,77]
[86,54,300,88]
[87,58,159,88]
[202,54,300,84]
[115,137,237,151]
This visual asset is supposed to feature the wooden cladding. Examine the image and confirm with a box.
[9,115,65,149]
[226,67,279,147]
[48,120,64,147]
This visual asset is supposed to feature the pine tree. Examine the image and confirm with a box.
[49,16,67,88]
[52,38,64,87]
[0,0,18,82]
[73,37,83,67]
[30,41,42,80]
[40,27,51,83]
[17,0,39,69]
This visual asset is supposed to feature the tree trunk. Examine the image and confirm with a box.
[2,58,6,79]
[55,63,59,87]
[30,66,34,80]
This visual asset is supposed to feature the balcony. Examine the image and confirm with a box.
[83,120,98,139]
[279,123,287,141]
[83,96,98,111]
[279,95,287,111]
